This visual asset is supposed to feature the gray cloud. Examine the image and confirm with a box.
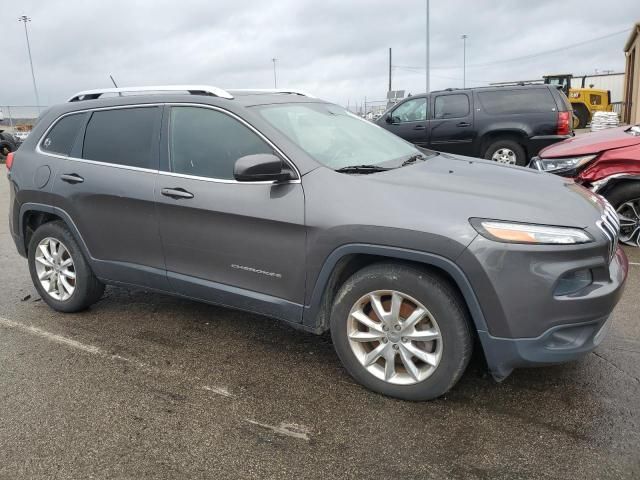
[1,0,637,111]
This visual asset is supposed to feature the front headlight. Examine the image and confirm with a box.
[537,154,596,173]
[471,219,593,244]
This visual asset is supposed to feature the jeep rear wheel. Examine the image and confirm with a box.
[28,221,105,312]
[330,263,472,401]
[484,139,526,166]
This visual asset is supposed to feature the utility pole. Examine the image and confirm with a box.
[425,0,430,94]
[461,34,468,88]
[18,15,40,113]
[272,58,278,88]
[388,47,392,93]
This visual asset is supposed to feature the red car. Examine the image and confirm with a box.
[530,125,640,247]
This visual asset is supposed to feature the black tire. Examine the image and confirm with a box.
[483,139,527,166]
[28,221,105,312]
[605,182,640,247]
[330,263,473,401]
[0,140,14,157]
[573,104,590,129]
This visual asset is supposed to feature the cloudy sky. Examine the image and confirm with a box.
[2,0,638,113]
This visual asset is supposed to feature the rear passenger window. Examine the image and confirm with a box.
[41,113,86,155]
[478,89,557,114]
[169,106,273,180]
[434,95,469,119]
[82,107,160,169]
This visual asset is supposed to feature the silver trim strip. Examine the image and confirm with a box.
[68,85,234,102]
[229,88,314,98]
[35,102,302,184]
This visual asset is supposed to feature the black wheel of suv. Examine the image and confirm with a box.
[28,221,105,312]
[0,140,14,158]
[606,182,640,247]
[483,139,527,166]
[573,104,590,129]
[330,263,473,401]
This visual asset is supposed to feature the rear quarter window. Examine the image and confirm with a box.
[41,113,86,155]
[82,107,160,169]
[478,89,557,115]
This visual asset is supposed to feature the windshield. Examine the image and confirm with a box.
[256,103,421,169]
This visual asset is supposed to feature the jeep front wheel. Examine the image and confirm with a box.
[330,263,472,401]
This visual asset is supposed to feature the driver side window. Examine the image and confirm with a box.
[391,98,427,123]
[169,106,273,180]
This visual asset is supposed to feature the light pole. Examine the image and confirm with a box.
[272,58,278,88]
[18,15,40,113]
[425,0,430,94]
[461,34,468,88]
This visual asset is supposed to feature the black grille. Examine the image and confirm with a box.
[597,201,620,261]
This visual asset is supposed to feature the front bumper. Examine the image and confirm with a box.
[459,240,628,380]
[479,314,614,381]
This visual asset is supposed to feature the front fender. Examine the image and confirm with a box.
[302,243,489,335]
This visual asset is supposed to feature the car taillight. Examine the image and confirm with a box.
[557,111,571,135]
[5,152,14,170]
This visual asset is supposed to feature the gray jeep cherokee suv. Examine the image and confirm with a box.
[7,85,628,400]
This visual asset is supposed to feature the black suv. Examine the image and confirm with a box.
[7,85,626,401]
[376,85,573,166]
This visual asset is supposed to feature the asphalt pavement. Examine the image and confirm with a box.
[0,165,638,479]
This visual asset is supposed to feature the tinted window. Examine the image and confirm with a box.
[82,107,159,168]
[170,107,273,180]
[434,94,469,119]
[41,113,86,155]
[478,89,556,114]
[391,98,427,123]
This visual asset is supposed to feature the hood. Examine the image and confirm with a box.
[365,153,604,229]
[539,126,640,158]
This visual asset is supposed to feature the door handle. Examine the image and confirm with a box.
[413,125,426,130]
[161,187,194,200]
[60,173,84,184]
[456,122,471,127]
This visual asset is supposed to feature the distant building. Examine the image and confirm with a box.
[623,22,640,124]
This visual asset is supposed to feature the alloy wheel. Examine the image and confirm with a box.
[491,148,517,164]
[617,199,640,247]
[34,237,76,301]
[347,290,443,385]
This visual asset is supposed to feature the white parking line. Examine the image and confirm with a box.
[0,316,230,397]
[0,316,149,368]
[629,262,640,266]
[202,385,234,398]
[245,420,311,441]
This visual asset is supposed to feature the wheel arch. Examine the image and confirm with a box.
[302,244,489,336]
[596,177,640,201]
[20,203,92,261]
[479,129,529,158]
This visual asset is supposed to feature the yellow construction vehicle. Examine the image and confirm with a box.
[543,74,612,129]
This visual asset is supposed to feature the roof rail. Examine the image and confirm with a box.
[67,85,234,102]
[229,88,315,98]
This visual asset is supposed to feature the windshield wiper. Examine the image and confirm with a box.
[334,164,392,174]
[401,153,427,166]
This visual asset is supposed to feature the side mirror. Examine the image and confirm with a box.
[234,154,292,182]
[385,113,393,124]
